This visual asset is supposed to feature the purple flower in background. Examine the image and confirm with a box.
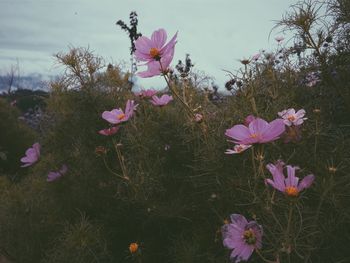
[225,117,285,145]
[134,89,158,98]
[225,144,251,155]
[278,108,307,126]
[134,28,177,63]
[102,100,138,125]
[47,164,68,182]
[150,94,173,106]
[222,214,263,263]
[98,126,120,136]
[266,160,315,197]
[20,143,40,167]
[305,71,321,87]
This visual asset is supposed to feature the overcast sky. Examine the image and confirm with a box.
[0,0,297,89]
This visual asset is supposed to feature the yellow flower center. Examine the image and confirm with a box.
[287,115,296,122]
[117,113,126,120]
[243,228,256,245]
[285,186,299,197]
[149,48,161,59]
[250,133,259,139]
[129,242,139,254]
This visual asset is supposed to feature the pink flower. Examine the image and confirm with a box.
[225,144,252,154]
[244,115,256,126]
[134,28,177,63]
[47,164,68,182]
[265,160,315,197]
[150,94,173,106]
[20,143,40,167]
[251,53,261,61]
[225,117,285,145]
[134,89,158,98]
[278,108,307,126]
[102,100,138,125]
[222,214,263,263]
[275,36,284,43]
[98,126,120,136]
[194,113,203,123]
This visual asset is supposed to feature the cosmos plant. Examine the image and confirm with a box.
[225,117,285,145]
[265,160,315,197]
[20,142,40,167]
[222,214,263,262]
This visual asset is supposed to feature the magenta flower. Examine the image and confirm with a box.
[98,126,120,136]
[47,164,68,182]
[225,117,285,145]
[275,36,284,43]
[134,28,177,63]
[244,115,256,126]
[134,89,158,98]
[225,144,252,155]
[266,160,315,197]
[102,100,138,125]
[150,94,173,106]
[20,143,40,167]
[278,108,307,126]
[222,214,263,263]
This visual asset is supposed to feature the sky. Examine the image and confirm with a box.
[0,0,297,89]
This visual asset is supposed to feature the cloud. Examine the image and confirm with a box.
[0,0,296,88]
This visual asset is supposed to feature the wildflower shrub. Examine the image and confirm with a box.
[0,0,350,262]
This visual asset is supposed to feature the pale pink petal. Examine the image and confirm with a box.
[151,28,167,49]
[260,119,285,143]
[298,174,315,191]
[249,118,268,135]
[225,125,251,142]
[285,165,299,188]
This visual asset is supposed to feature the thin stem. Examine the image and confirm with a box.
[256,249,276,263]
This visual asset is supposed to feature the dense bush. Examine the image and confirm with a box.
[0,1,349,262]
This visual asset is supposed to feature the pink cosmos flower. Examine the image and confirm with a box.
[47,164,68,182]
[98,126,120,136]
[134,89,158,98]
[134,28,177,63]
[150,94,173,106]
[20,143,40,167]
[278,108,307,126]
[222,214,263,263]
[244,115,256,126]
[275,36,284,43]
[265,160,315,197]
[102,100,138,125]
[225,144,252,155]
[225,117,285,145]
[194,113,203,123]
